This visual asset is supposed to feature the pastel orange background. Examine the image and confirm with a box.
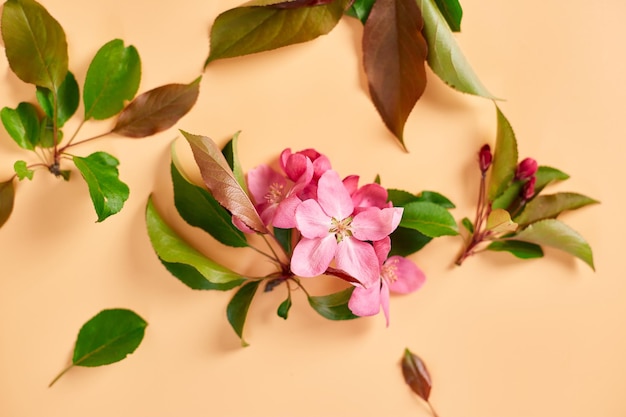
[1,0,623,416]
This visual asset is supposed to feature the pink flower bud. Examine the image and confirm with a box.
[515,158,538,180]
[478,144,492,173]
[522,176,536,200]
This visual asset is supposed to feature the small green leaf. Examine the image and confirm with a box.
[401,348,432,402]
[534,166,570,194]
[206,0,350,64]
[416,191,455,208]
[345,0,375,23]
[221,131,247,191]
[273,227,293,256]
[485,208,517,234]
[399,201,459,237]
[1,102,41,150]
[146,197,246,285]
[161,260,244,291]
[487,240,544,260]
[49,308,147,387]
[112,77,201,138]
[277,295,292,319]
[171,160,248,248]
[417,0,494,98]
[487,106,518,201]
[433,0,462,31]
[14,160,34,180]
[1,0,68,90]
[513,219,595,270]
[308,287,359,320]
[389,226,432,256]
[461,217,474,234]
[515,192,599,227]
[387,189,420,206]
[0,180,16,228]
[36,71,79,127]
[38,117,58,148]
[183,131,268,234]
[73,152,130,222]
[227,280,261,346]
[83,39,141,120]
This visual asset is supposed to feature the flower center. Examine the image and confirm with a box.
[381,258,399,284]
[265,182,285,204]
[330,217,353,242]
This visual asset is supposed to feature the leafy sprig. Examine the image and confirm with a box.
[204,0,494,150]
[0,0,200,228]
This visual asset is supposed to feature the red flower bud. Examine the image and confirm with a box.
[515,158,538,180]
[478,144,492,173]
[522,176,536,200]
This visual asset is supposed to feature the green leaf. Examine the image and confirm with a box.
[485,208,517,234]
[206,0,350,64]
[487,240,544,260]
[161,260,244,291]
[363,0,428,148]
[36,71,79,127]
[387,189,420,206]
[112,77,201,137]
[273,227,293,255]
[83,39,141,120]
[399,201,459,237]
[38,116,59,148]
[146,197,246,285]
[513,219,594,270]
[1,102,41,150]
[277,295,292,319]
[1,0,68,90]
[0,180,16,229]
[73,152,130,222]
[433,0,462,31]
[14,160,34,180]
[389,226,432,256]
[416,190,455,208]
[221,131,247,191]
[461,217,474,234]
[308,287,359,320]
[534,166,569,194]
[182,131,268,234]
[227,280,261,346]
[491,180,523,210]
[345,0,375,23]
[514,192,599,227]
[171,160,248,248]
[487,106,518,201]
[49,309,147,387]
[417,0,494,98]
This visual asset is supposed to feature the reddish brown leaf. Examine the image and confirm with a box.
[271,0,335,8]
[182,131,268,234]
[113,77,201,138]
[363,0,428,150]
[401,348,432,401]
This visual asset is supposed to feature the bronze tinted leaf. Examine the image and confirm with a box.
[205,0,350,64]
[514,192,598,227]
[363,0,427,149]
[401,348,432,401]
[113,78,201,138]
[182,131,268,234]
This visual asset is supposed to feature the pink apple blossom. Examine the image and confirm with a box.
[290,170,403,288]
[348,237,425,326]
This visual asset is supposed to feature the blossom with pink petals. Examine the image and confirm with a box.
[290,170,402,288]
[348,237,425,326]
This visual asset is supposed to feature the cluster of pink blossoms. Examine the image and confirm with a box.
[243,148,426,325]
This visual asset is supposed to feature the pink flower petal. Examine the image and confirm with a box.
[284,153,313,185]
[342,175,360,196]
[348,282,382,317]
[295,199,331,238]
[352,183,389,209]
[351,207,399,242]
[380,279,391,326]
[246,165,286,207]
[385,256,426,294]
[336,237,379,288]
[373,237,392,265]
[232,215,256,234]
[317,170,354,220]
[273,195,302,228]
[291,235,337,277]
